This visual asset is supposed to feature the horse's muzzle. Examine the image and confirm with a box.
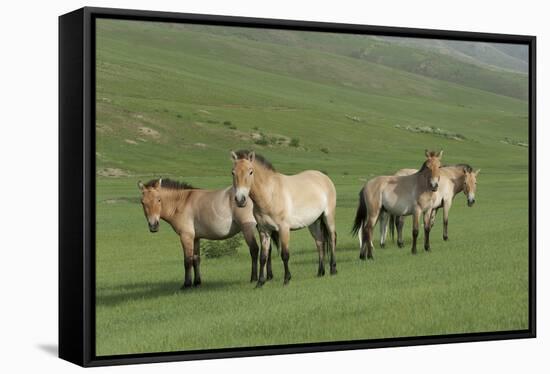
[467,199,475,207]
[149,222,159,232]
[235,196,247,208]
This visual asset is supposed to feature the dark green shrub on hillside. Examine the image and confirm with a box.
[202,235,243,258]
[290,138,300,147]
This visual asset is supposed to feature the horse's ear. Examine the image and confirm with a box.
[474,169,481,176]
[248,151,255,163]
[425,149,430,158]
[436,150,443,159]
[230,151,238,161]
[151,178,161,189]
[138,181,145,191]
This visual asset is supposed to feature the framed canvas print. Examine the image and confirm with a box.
[59,7,536,367]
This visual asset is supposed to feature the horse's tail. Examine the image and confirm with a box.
[389,214,395,242]
[351,187,367,237]
[270,231,280,254]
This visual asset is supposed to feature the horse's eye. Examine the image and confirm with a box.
[232,170,235,176]
[157,198,161,202]
[249,170,253,175]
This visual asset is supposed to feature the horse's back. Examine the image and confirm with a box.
[394,168,417,177]
[283,170,336,201]
[366,175,417,216]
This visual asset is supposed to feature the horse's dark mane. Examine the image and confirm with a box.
[234,149,275,171]
[417,161,429,173]
[449,163,473,173]
[144,178,197,190]
[416,163,473,175]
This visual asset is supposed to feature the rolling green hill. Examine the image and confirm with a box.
[94,19,529,356]
[378,37,529,74]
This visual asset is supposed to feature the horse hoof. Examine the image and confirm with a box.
[283,274,292,285]
[397,242,404,248]
[380,243,385,249]
[411,249,417,255]
[317,270,325,277]
[425,246,431,252]
[330,267,337,275]
[359,253,366,260]
[367,254,374,260]
[180,283,193,290]
[443,235,449,241]
[266,273,274,281]
[255,280,265,288]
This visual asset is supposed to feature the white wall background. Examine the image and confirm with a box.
[0,0,547,371]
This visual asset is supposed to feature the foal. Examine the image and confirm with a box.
[138,178,263,289]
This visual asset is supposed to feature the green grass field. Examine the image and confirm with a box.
[95,19,530,356]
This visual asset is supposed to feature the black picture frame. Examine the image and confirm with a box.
[59,6,536,367]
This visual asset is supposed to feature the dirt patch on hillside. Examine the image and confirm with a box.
[102,197,140,204]
[97,168,130,177]
[138,126,160,139]
[96,123,113,134]
[124,139,138,145]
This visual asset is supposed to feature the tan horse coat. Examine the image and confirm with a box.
[388,165,479,246]
[138,178,261,288]
[352,151,443,259]
[231,150,337,286]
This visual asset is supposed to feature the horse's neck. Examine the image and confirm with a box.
[160,188,190,222]
[250,164,277,211]
[445,167,465,195]
[416,168,432,192]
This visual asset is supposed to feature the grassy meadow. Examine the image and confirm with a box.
[95,19,530,356]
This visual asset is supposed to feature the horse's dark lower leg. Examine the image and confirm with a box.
[359,224,368,260]
[412,229,418,254]
[424,225,431,251]
[330,232,337,275]
[249,248,258,282]
[182,257,193,289]
[193,255,201,286]
[396,216,405,248]
[317,241,325,277]
[256,233,271,288]
[318,259,325,277]
[281,249,291,285]
[366,224,374,260]
[257,251,267,288]
[242,223,259,282]
[266,246,273,280]
[443,218,449,241]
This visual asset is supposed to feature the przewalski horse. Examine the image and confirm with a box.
[352,150,443,259]
[388,165,480,247]
[230,150,337,287]
[138,178,266,289]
